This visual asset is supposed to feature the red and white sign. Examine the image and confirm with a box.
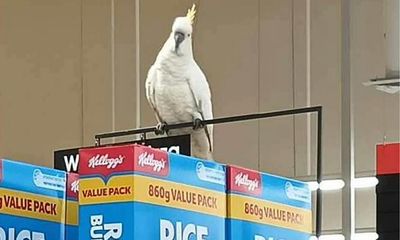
[377,143,400,175]
[134,146,169,177]
[67,173,79,200]
[228,166,262,196]
[79,145,134,177]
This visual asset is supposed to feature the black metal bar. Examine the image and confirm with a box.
[95,106,321,141]
[95,126,157,142]
[316,107,323,237]
[93,105,323,237]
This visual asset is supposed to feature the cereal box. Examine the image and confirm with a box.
[0,159,67,240]
[227,165,312,240]
[79,144,226,240]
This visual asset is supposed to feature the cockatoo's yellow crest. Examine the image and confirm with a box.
[186,4,196,25]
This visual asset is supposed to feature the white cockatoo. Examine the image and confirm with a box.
[145,5,214,160]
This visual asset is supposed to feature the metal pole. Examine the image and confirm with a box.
[341,0,355,238]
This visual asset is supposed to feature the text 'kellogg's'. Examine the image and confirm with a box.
[88,154,124,169]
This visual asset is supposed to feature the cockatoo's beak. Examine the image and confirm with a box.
[174,32,185,53]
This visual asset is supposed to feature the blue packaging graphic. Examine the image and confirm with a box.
[79,144,226,240]
[227,165,312,240]
[0,159,67,240]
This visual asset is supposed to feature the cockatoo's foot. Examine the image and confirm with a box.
[155,122,168,135]
[193,118,204,130]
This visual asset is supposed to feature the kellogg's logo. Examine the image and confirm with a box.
[71,179,79,193]
[88,154,124,169]
[229,166,262,196]
[135,147,169,177]
[138,152,166,172]
[67,173,79,199]
[235,172,259,191]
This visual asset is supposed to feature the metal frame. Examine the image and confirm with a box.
[341,0,355,239]
[94,105,323,237]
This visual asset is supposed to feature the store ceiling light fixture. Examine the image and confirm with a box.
[309,232,378,240]
[319,179,345,191]
[352,232,379,240]
[306,179,345,191]
[307,177,379,191]
[308,181,320,191]
[309,234,345,240]
[352,177,379,188]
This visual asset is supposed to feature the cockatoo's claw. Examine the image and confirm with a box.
[193,118,204,130]
[155,122,168,135]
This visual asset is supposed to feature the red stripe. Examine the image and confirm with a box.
[377,143,400,175]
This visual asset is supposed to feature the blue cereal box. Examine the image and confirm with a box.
[66,173,79,240]
[0,159,67,240]
[227,165,312,240]
[79,144,226,240]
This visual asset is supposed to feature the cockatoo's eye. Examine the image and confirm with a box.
[188,34,191,37]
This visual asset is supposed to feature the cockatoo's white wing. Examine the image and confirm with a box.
[188,62,214,151]
[145,65,163,123]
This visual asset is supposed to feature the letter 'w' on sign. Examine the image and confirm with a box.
[64,154,79,172]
